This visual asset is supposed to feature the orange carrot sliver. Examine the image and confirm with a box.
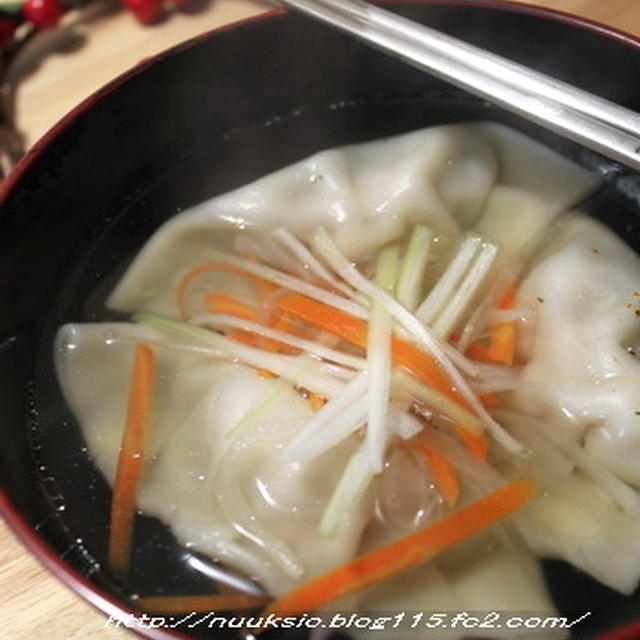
[207,290,298,355]
[497,283,517,310]
[265,478,537,616]
[135,593,270,614]
[227,329,259,347]
[276,292,485,458]
[276,292,368,347]
[418,445,460,507]
[456,424,488,460]
[108,343,155,575]
[465,341,491,363]
[276,293,466,407]
[488,321,516,366]
[488,284,518,366]
[464,284,518,367]
[206,292,258,320]
[479,392,499,410]
[176,262,268,320]
[391,337,467,408]
[308,392,327,412]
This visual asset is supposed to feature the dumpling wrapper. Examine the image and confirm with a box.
[56,123,640,626]
[55,322,567,627]
[517,470,640,596]
[349,542,567,640]
[499,212,640,593]
[511,213,640,487]
[55,322,370,596]
[107,122,597,318]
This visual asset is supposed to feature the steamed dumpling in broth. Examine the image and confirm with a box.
[56,322,370,597]
[107,123,597,317]
[55,123,640,634]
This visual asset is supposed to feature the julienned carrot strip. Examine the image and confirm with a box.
[227,330,259,347]
[391,339,467,408]
[464,341,490,362]
[135,593,270,614]
[454,424,488,460]
[488,322,516,366]
[418,445,460,507]
[277,292,368,346]
[480,392,499,410]
[206,293,257,320]
[276,293,465,407]
[265,478,537,616]
[259,309,301,355]
[176,262,270,320]
[497,283,517,310]
[207,291,298,354]
[276,292,485,458]
[488,284,517,366]
[108,343,155,575]
[308,392,327,412]
[463,284,518,366]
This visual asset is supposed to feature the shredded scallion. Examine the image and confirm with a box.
[396,225,434,311]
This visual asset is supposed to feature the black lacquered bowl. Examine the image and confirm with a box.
[1,2,639,639]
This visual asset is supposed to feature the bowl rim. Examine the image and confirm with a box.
[1,2,639,639]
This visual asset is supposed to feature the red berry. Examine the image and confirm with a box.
[0,16,16,48]
[122,0,163,24]
[23,0,63,29]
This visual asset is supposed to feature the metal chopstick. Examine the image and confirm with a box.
[280,0,640,170]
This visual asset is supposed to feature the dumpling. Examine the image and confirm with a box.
[55,322,371,596]
[107,122,597,318]
[492,212,640,594]
[351,542,566,640]
[54,121,640,638]
[510,213,640,487]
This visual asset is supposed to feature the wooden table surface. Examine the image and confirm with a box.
[2,1,639,639]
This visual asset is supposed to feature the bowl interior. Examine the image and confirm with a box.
[1,3,639,640]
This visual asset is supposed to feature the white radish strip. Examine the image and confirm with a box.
[206,248,368,319]
[284,394,369,462]
[390,406,424,440]
[316,361,359,381]
[456,301,489,355]
[471,364,522,394]
[432,241,499,339]
[392,370,483,435]
[396,225,434,311]
[415,235,482,325]
[190,313,366,371]
[441,340,480,377]
[365,244,398,474]
[271,227,361,300]
[281,371,369,459]
[135,313,345,397]
[309,228,525,454]
[366,307,393,473]
[233,233,309,281]
[319,441,373,538]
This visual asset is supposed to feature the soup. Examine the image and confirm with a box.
[54,123,640,639]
